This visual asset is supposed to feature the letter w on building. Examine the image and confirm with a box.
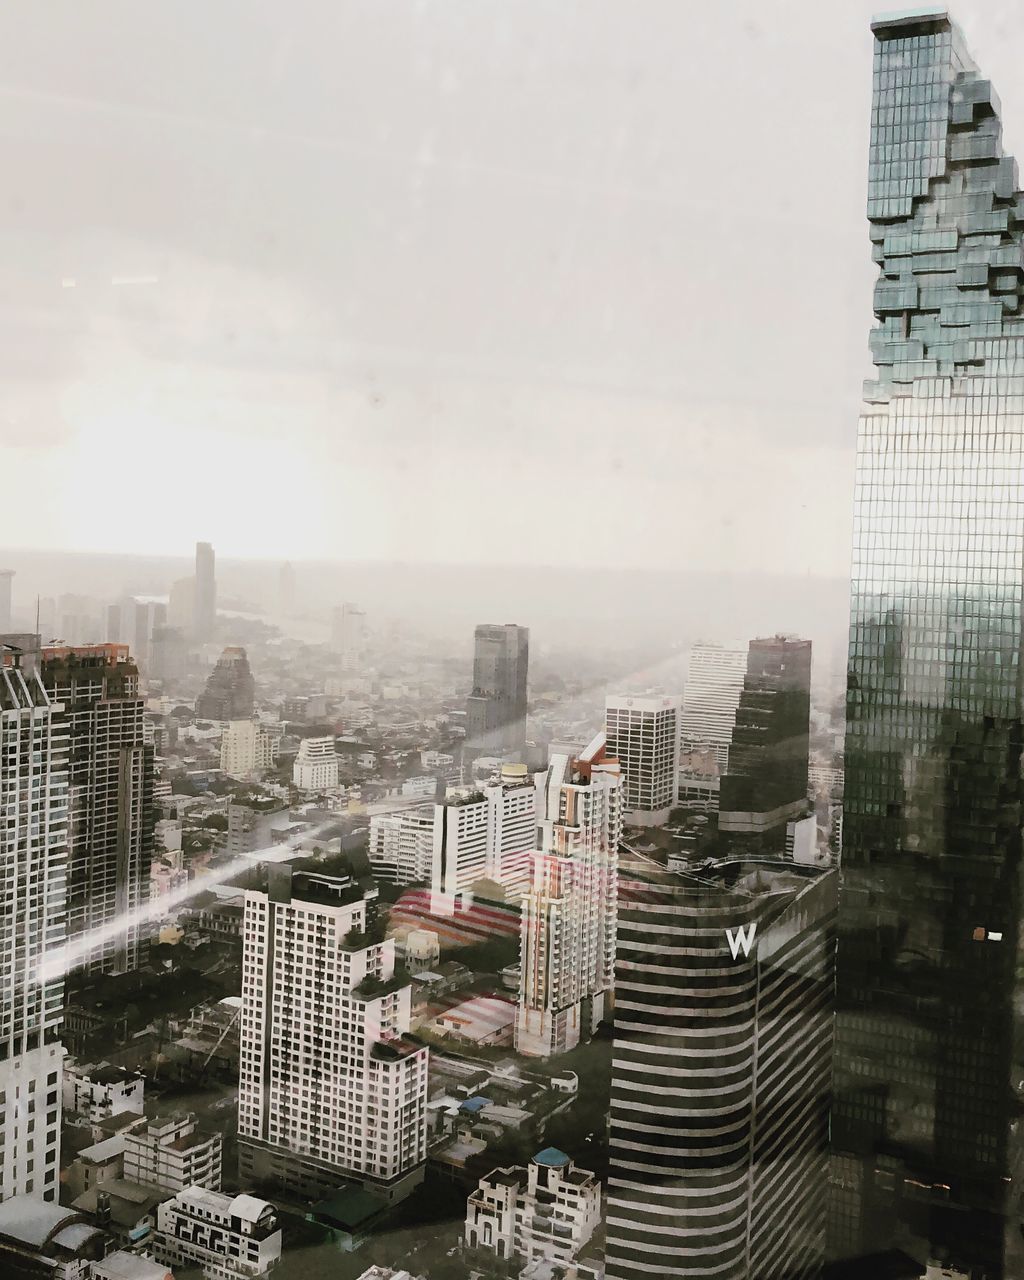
[725,923,757,960]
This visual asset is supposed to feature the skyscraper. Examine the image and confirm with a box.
[237,864,428,1201]
[604,694,680,826]
[196,647,255,721]
[40,644,154,977]
[331,603,367,670]
[606,857,836,1280]
[832,12,1024,1277]
[718,635,812,854]
[0,651,68,1200]
[0,571,13,632]
[465,623,529,760]
[679,643,748,812]
[515,734,620,1058]
[194,541,216,642]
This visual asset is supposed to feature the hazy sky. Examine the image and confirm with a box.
[1,1,1021,576]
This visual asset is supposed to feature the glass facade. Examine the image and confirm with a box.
[832,10,1024,1277]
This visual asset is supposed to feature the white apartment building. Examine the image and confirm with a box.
[153,1186,281,1280]
[515,737,621,1058]
[238,865,429,1202]
[0,657,69,1201]
[465,1147,601,1268]
[63,1061,144,1122]
[604,694,681,826]
[292,735,340,791]
[123,1112,223,1192]
[369,806,436,884]
[220,720,278,781]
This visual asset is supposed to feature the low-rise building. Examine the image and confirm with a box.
[433,996,516,1048]
[465,1148,601,1268]
[0,1196,106,1280]
[124,1112,223,1193]
[63,1061,145,1123]
[93,1253,174,1280]
[153,1186,282,1280]
[65,1133,127,1200]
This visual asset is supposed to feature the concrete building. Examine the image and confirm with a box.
[331,603,367,670]
[220,720,278,781]
[605,857,836,1280]
[41,645,154,976]
[196,647,255,722]
[604,694,680,826]
[465,623,529,760]
[123,1112,223,1193]
[0,652,68,1200]
[292,735,340,791]
[63,1061,145,1122]
[194,541,216,642]
[226,799,287,858]
[238,865,428,1201]
[0,1195,107,1280]
[93,1252,174,1280]
[515,735,620,1058]
[678,644,746,811]
[154,1186,281,1280]
[368,806,436,884]
[465,1147,601,1268]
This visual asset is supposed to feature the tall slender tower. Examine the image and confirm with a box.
[0,652,68,1201]
[465,623,529,760]
[40,644,154,977]
[0,571,13,632]
[515,734,620,1057]
[832,12,1024,1278]
[194,541,216,642]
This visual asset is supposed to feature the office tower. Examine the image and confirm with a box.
[677,643,746,812]
[331,602,367,670]
[221,719,278,781]
[605,858,837,1280]
[604,694,680,826]
[0,570,13,631]
[194,541,216,642]
[465,623,529,759]
[196,646,255,721]
[0,652,68,1201]
[292,735,340,790]
[149,625,187,683]
[238,865,428,1201]
[167,576,194,633]
[515,735,620,1058]
[153,1188,281,1280]
[832,12,1024,1277]
[40,644,154,977]
[718,636,812,854]
[104,603,121,644]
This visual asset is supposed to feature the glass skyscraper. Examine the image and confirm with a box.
[832,10,1024,1277]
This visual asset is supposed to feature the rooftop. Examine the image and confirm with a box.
[0,1196,84,1248]
[533,1147,571,1169]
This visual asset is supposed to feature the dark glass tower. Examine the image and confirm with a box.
[465,623,529,758]
[196,646,256,721]
[831,11,1024,1278]
[719,635,812,852]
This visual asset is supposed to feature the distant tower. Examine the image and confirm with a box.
[330,603,367,670]
[278,562,296,615]
[196,647,255,721]
[718,635,812,854]
[604,694,681,826]
[194,542,216,642]
[0,570,12,631]
[465,623,529,760]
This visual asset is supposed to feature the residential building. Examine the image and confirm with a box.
[0,651,68,1200]
[831,12,1024,1278]
[605,857,836,1280]
[515,735,620,1057]
[465,1147,601,1267]
[604,694,680,826]
[196,648,255,722]
[465,623,529,759]
[226,799,287,858]
[718,635,812,853]
[220,719,278,781]
[332,603,367,670]
[403,929,440,974]
[292,735,340,790]
[153,1186,281,1280]
[65,1132,128,1201]
[63,1061,144,1122]
[369,806,435,884]
[194,541,216,642]
[40,645,154,976]
[123,1112,223,1193]
[238,865,429,1201]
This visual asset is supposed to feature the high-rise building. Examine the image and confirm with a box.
[238,865,428,1201]
[515,735,620,1058]
[149,625,187,684]
[0,571,13,632]
[0,652,68,1201]
[127,598,167,671]
[221,719,278,781]
[465,623,529,760]
[278,561,296,615]
[604,694,680,826]
[718,635,812,854]
[167,577,194,634]
[678,644,747,812]
[331,602,367,670]
[196,647,255,722]
[194,541,216,642]
[40,644,154,977]
[605,857,836,1280]
[832,12,1024,1278]
[292,735,340,790]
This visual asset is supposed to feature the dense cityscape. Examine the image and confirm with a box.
[1,6,1023,1280]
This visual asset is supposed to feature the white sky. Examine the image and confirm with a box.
[1,0,1022,576]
